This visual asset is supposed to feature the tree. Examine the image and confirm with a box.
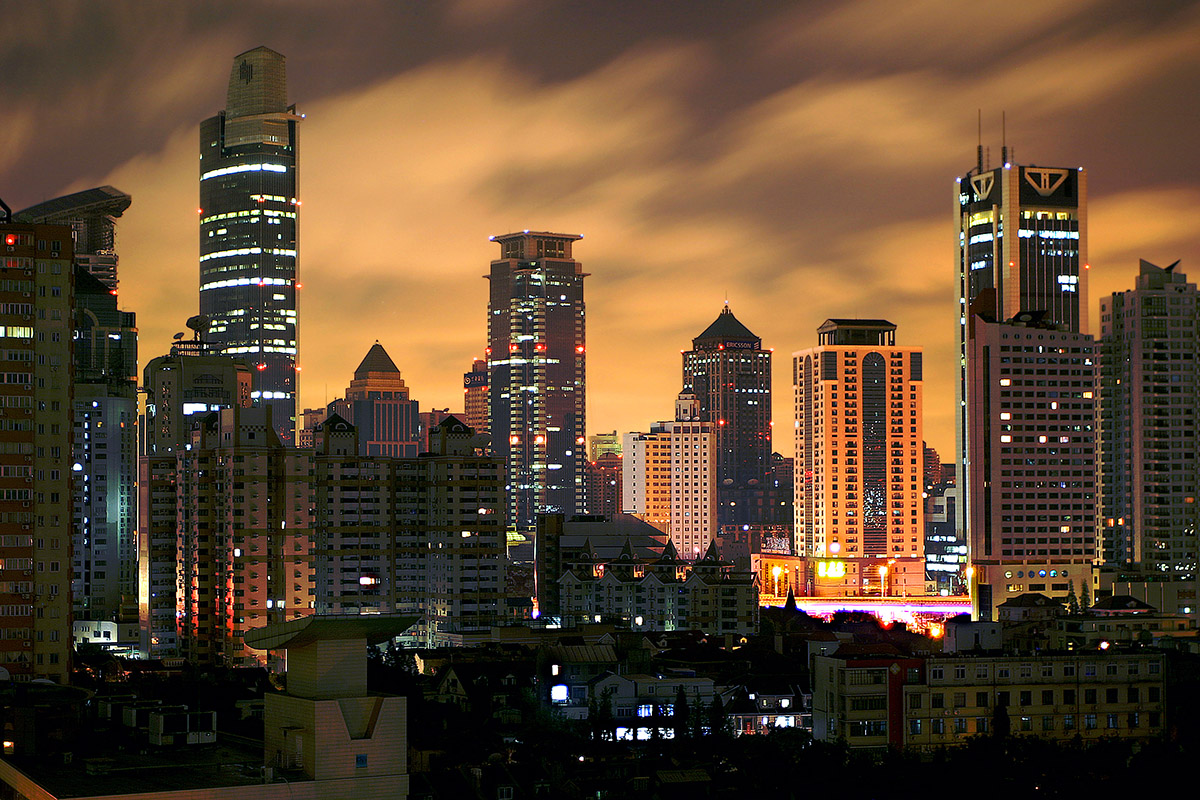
[707,694,730,740]
[674,685,690,740]
[1081,578,1092,610]
[1066,582,1081,615]
[992,699,1011,739]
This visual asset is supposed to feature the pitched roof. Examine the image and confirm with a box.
[354,342,399,378]
[693,305,759,344]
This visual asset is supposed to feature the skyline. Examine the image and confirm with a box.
[4,2,1200,455]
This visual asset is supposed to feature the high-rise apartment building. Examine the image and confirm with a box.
[463,357,488,434]
[681,305,772,528]
[793,319,926,596]
[486,231,586,530]
[71,268,137,626]
[199,46,301,444]
[15,186,131,290]
[0,217,74,682]
[140,339,252,658]
[340,342,420,458]
[176,406,313,666]
[622,394,716,558]
[955,158,1088,613]
[1098,260,1200,603]
[312,414,505,646]
[967,309,1096,618]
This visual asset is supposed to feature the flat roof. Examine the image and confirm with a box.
[243,613,419,651]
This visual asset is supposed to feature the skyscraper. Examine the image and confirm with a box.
[199,46,301,444]
[341,342,420,458]
[682,304,772,528]
[793,319,926,597]
[1098,260,1200,608]
[486,231,586,530]
[955,157,1089,611]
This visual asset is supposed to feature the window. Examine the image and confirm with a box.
[1128,712,1139,728]
[1084,714,1097,730]
[1085,664,1097,677]
[1063,664,1076,677]
[953,692,966,708]
[931,693,944,709]
[1085,689,1097,704]
[953,718,967,734]
[1148,687,1160,702]
[908,693,922,709]
[997,691,1010,707]
[1106,714,1119,729]
[1105,688,1118,704]
[1020,716,1032,732]
[930,666,944,680]
[931,719,944,734]
[954,665,966,679]
[909,719,922,735]
[1063,714,1075,730]
[849,720,887,737]
[1042,690,1054,705]
[1019,691,1031,707]
[976,717,989,734]
[976,691,989,708]
[1063,689,1075,704]
[1042,716,1054,732]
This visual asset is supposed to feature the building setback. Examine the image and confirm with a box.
[1097,260,1200,609]
[463,356,488,434]
[486,231,586,530]
[199,46,301,444]
[793,319,925,597]
[681,305,772,529]
[0,218,74,682]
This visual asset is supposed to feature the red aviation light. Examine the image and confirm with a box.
[510,435,520,445]
[485,347,492,355]
[576,436,586,445]
[256,363,267,371]
[575,345,585,354]
[4,234,15,245]
[509,344,519,353]
[535,435,546,445]
[718,419,727,426]
[535,343,545,352]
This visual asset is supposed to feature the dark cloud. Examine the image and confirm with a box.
[3,1,1199,457]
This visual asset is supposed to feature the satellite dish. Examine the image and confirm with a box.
[185,315,210,333]
[173,332,185,341]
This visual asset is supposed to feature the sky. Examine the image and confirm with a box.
[3,0,1199,457]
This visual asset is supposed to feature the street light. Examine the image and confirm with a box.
[878,565,889,598]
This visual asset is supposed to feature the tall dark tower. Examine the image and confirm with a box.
[682,305,772,528]
[199,46,301,444]
[486,231,586,532]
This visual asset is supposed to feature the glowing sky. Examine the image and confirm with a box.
[4,1,1199,457]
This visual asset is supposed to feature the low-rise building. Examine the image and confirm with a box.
[814,649,1166,751]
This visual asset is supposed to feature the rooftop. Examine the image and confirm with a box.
[15,185,131,223]
[693,305,760,345]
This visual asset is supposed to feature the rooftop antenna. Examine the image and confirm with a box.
[0,196,10,224]
[1001,111,1008,165]
[976,109,983,174]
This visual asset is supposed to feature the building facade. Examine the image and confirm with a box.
[0,220,74,682]
[682,305,772,528]
[814,650,1164,750]
[792,319,925,597]
[15,185,130,290]
[199,46,301,444]
[486,231,586,530]
[967,311,1097,618]
[582,451,622,520]
[1097,260,1200,595]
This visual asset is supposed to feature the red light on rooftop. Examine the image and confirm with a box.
[575,345,585,354]
[296,282,303,289]
[4,234,15,245]
[109,289,118,296]
[196,208,203,215]
[256,363,267,371]
[718,419,727,426]
[509,344,519,353]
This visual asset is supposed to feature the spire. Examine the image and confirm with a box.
[354,342,400,379]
